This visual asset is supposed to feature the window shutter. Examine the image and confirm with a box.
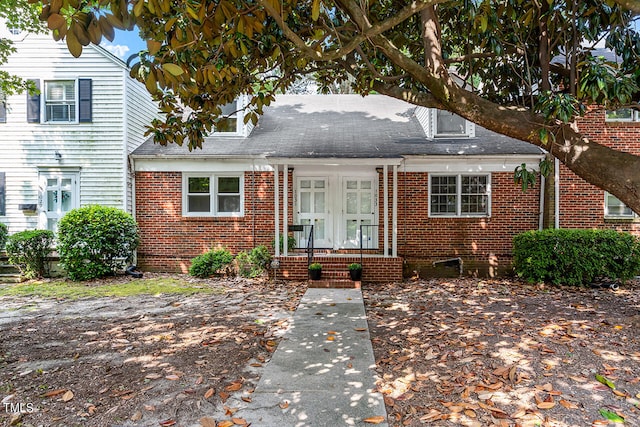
[78,78,92,123]
[0,172,5,216]
[0,98,6,123]
[26,79,41,123]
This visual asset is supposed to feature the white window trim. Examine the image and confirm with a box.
[182,173,244,217]
[211,95,249,136]
[604,192,638,219]
[431,109,475,138]
[428,173,491,218]
[43,79,79,124]
[605,109,639,122]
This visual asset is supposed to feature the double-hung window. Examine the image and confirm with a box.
[184,174,243,216]
[604,192,637,218]
[605,108,639,122]
[45,80,76,122]
[430,174,490,217]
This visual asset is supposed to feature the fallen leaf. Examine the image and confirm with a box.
[559,399,579,409]
[195,376,203,385]
[231,417,247,424]
[327,336,335,341]
[226,383,242,391]
[204,388,215,399]
[218,421,234,427]
[595,374,616,390]
[537,401,556,409]
[131,411,143,421]
[43,389,67,398]
[145,373,163,380]
[599,409,625,423]
[354,328,367,331]
[199,417,217,427]
[159,420,176,426]
[279,401,290,409]
[62,390,74,402]
[464,409,477,418]
[165,375,180,381]
[219,391,229,402]
[363,415,386,424]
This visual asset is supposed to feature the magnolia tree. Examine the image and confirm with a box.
[27,0,640,213]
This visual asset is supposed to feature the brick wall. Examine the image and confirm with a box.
[135,170,280,272]
[381,171,541,277]
[560,108,640,234]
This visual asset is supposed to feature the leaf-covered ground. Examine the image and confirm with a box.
[1,275,639,427]
[364,279,640,427]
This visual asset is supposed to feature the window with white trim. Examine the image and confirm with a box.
[429,174,490,217]
[605,108,640,122]
[214,100,239,133]
[44,80,76,122]
[604,192,637,218]
[183,174,243,216]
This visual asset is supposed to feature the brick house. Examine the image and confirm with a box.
[131,94,554,281]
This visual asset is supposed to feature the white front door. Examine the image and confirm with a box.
[296,177,332,248]
[39,172,79,232]
[341,177,377,249]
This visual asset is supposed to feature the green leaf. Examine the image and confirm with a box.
[595,374,616,390]
[599,409,624,423]
[162,63,184,76]
[311,0,321,21]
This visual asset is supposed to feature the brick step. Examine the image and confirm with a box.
[308,279,361,289]
[0,264,20,275]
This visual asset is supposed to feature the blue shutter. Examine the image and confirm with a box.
[26,79,40,123]
[78,78,92,123]
[0,172,5,216]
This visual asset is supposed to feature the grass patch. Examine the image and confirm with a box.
[0,277,221,300]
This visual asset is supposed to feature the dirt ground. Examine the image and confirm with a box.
[1,275,639,427]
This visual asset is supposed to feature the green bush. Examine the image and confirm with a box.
[513,229,640,286]
[5,230,55,278]
[189,248,234,278]
[236,245,272,278]
[0,222,7,251]
[57,205,139,281]
[272,234,296,252]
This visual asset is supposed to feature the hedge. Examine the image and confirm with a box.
[513,228,640,286]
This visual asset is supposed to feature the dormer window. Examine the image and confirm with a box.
[435,110,473,137]
[215,100,239,133]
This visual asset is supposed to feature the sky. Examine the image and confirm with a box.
[100,28,146,61]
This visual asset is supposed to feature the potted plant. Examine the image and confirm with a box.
[348,263,362,281]
[308,262,322,280]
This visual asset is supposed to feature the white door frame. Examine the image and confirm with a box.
[38,169,80,232]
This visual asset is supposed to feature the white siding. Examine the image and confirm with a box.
[414,106,431,136]
[0,31,157,233]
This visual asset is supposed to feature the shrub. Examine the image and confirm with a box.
[0,222,7,251]
[308,262,322,270]
[348,262,362,271]
[272,234,296,252]
[236,245,272,278]
[57,205,139,281]
[189,248,234,278]
[5,230,55,278]
[513,229,640,286]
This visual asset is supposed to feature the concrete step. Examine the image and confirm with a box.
[0,273,23,284]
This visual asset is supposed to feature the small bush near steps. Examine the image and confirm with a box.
[513,228,640,286]
[57,205,139,281]
[189,248,234,278]
[236,245,272,278]
[5,229,55,279]
[0,222,8,251]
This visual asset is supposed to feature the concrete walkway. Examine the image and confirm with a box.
[228,288,388,426]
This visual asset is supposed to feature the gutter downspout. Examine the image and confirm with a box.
[128,155,137,266]
[554,158,560,229]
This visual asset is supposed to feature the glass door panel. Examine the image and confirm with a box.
[341,178,377,249]
[296,177,331,248]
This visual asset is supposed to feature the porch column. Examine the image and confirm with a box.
[392,164,398,257]
[383,164,389,257]
[274,165,280,257]
[283,164,288,256]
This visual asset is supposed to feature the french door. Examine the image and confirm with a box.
[296,177,332,248]
[341,178,376,249]
[39,171,79,232]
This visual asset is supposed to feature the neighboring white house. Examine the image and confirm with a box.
[0,23,158,234]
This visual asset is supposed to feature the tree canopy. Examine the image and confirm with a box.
[26,0,640,213]
[0,0,42,96]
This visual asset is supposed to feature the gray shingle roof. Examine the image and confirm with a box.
[132,94,543,158]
